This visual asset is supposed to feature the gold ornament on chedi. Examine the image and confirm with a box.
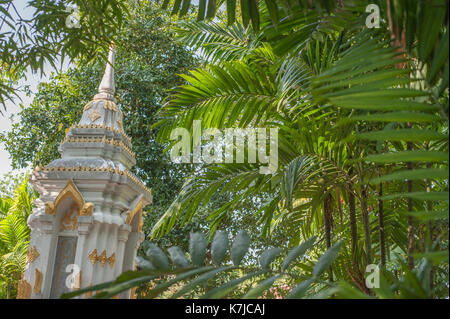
[26,246,40,263]
[88,249,116,268]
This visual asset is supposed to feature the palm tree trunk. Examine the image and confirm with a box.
[324,193,332,249]
[324,192,334,282]
[407,185,414,269]
[336,187,344,227]
[360,186,372,264]
[348,184,358,267]
[407,140,415,269]
[378,181,386,267]
[426,160,434,296]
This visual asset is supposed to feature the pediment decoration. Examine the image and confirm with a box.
[44,180,94,216]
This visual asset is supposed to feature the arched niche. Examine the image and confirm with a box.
[122,197,144,273]
[44,180,90,298]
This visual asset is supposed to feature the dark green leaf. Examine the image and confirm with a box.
[249,0,260,31]
[240,0,250,28]
[312,241,343,278]
[171,266,235,298]
[282,236,316,271]
[189,232,208,266]
[211,230,229,266]
[369,168,449,184]
[226,0,236,25]
[356,129,447,142]
[265,0,278,26]
[231,230,251,266]
[259,247,283,270]
[365,151,449,164]
[286,278,314,299]
[168,246,190,268]
[201,271,264,298]
[243,275,281,299]
[145,243,170,270]
[206,0,217,19]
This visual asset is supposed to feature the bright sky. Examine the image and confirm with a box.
[0,0,70,176]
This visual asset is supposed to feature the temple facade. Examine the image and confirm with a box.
[17,46,152,299]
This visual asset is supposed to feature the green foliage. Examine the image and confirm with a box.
[0,175,36,299]
[0,171,27,198]
[0,0,129,110]
[327,257,447,299]
[211,230,228,265]
[62,231,343,299]
[149,0,448,299]
[310,30,448,210]
[160,0,338,31]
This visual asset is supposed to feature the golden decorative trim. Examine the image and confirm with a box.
[74,270,82,290]
[107,252,116,269]
[45,202,55,215]
[33,269,42,294]
[83,101,93,111]
[17,278,31,299]
[88,249,115,268]
[126,198,144,232]
[85,98,118,112]
[26,246,40,263]
[102,99,118,111]
[60,204,78,231]
[89,249,98,265]
[89,109,101,123]
[84,99,118,112]
[61,135,136,158]
[68,123,132,143]
[80,202,94,216]
[125,210,133,224]
[36,167,152,199]
[98,250,107,267]
[48,180,85,216]
[125,199,142,225]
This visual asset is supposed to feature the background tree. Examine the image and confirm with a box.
[0,0,131,111]
[0,171,27,198]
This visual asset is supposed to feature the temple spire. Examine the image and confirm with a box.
[25,39,151,300]
[95,43,116,101]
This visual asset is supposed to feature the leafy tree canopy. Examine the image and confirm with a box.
[0,0,133,111]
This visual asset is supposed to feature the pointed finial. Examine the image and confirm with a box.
[95,43,116,101]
